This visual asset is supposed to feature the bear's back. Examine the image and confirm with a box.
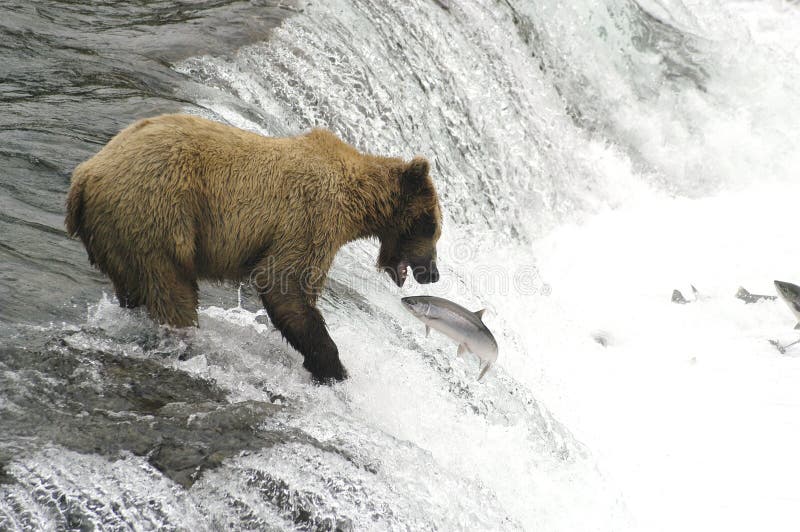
[70,114,395,281]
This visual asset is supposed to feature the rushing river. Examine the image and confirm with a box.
[2,1,799,530]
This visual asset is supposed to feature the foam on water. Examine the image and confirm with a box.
[529,182,800,531]
[0,448,206,530]
[16,289,620,530]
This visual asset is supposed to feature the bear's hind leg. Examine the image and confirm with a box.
[98,250,142,309]
[259,285,347,384]
[141,259,199,328]
[114,281,142,309]
[107,269,142,309]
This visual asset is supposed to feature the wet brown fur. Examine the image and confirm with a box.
[66,114,441,382]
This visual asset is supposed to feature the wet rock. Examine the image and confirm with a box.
[0,461,11,485]
[0,338,282,487]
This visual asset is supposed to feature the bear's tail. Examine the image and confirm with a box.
[65,172,87,238]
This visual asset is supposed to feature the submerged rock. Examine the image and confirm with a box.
[0,335,282,488]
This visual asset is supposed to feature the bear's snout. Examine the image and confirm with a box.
[412,260,439,284]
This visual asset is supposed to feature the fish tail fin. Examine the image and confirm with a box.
[477,361,492,381]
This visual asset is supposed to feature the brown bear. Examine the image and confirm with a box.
[66,114,441,383]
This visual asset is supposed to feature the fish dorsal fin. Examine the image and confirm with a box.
[425,325,431,337]
[671,290,688,304]
[457,343,468,357]
[474,309,487,320]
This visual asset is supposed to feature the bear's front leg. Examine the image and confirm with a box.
[259,287,348,384]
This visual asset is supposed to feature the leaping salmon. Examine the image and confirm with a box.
[401,296,498,380]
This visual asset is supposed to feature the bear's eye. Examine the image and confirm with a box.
[409,213,437,239]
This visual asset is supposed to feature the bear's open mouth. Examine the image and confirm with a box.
[388,259,410,288]
[386,258,439,287]
[396,259,409,287]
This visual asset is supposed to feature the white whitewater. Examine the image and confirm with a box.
[4,0,800,530]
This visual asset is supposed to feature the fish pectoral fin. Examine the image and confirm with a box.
[794,323,800,330]
[477,361,492,381]
[474,309,486,320]
[425,325,431,337]
[457,343,469,357]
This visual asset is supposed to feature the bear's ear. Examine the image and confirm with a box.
[401,157,430,193]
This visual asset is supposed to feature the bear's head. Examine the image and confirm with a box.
[378,157,442,287]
